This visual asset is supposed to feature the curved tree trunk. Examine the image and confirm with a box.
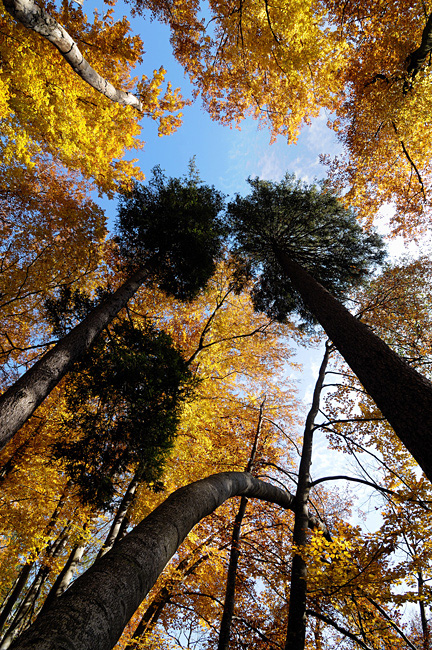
[3,0,143,110]
[285,343,331,650]
[12,472,328,650]
[0,267,147,450]
[275,250,432,484]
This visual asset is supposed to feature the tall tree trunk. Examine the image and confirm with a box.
[285,343,331,650]
[275,250,432,483]
[217,397,265,650]
[97,471,141,560]
[0,267,147,450]
[12,472,326,650]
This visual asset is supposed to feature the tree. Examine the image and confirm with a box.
[9,472,319,650]
[228,175,432,483]
[0,0,186,194]
[0,256,301,645]
[130,0,432,228]
[0,167,225,449]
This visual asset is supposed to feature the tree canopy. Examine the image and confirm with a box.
[228,174,386,323]
[3,0,432,649]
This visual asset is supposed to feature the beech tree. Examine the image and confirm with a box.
[9,472,324,650]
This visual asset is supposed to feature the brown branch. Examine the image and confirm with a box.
[392,121,426,199]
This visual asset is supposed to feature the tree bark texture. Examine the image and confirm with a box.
[285,343,331,650]
[11,472,325,650]
[275,250,432,484]
[2,0,143,110]
[0,267,147,450]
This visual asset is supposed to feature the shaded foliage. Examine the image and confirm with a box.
[228,174,386,324]
[53,320,196,510]
[116,165,226,301]
[44,285,112,339]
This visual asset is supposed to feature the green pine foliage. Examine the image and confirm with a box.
[228,174,386,323]
[116,165,226,301]
[53,320,196,510]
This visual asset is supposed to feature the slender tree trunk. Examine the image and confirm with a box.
[275,250,432,483]
[0,565,34,635]
[0,485,69,633]
[40,542,86,614]
[217,397,265,650]
[0,267,147,450]
[285,343,331,650]
[97,471,141,560]
[12,472,317,650]
[3,0,143,110]
[418,571,430,650]
[1,530,70,648]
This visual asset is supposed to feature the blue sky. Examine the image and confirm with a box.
[88,0,341,202]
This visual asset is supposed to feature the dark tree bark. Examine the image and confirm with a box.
[3,0,143,110]
[217,397,265,650]
[285,343,331,650]
[275,250,432,484]
[406,12,432,76]
[11,472,328,650]
[0,267,147,450]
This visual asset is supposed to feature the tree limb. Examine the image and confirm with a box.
[406,11,432,76]
[306,609,374,650]
[3,0,143,110]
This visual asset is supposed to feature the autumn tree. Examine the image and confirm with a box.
[0,166,225,448]
[0,256,300,646]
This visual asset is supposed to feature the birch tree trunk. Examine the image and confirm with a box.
[3,0,143,110]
